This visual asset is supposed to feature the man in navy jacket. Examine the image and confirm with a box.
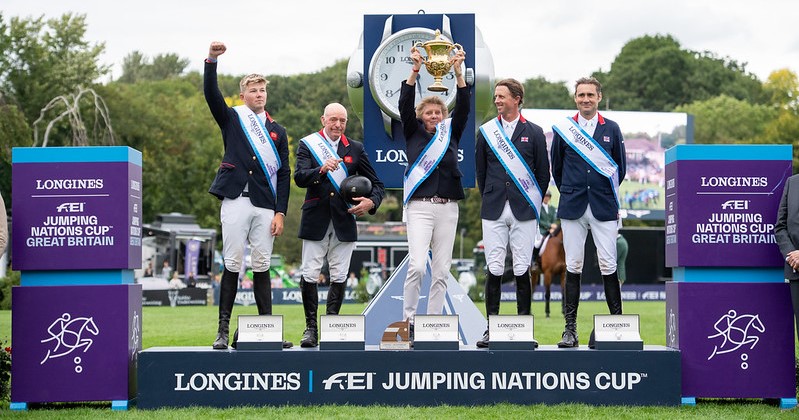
[294,103,384,347]
[205,41,291,349]
[475,78,550,348]
[550,77,626,348]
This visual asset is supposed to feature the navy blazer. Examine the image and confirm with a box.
[551,113,626,222]
[476,116,551,221]
[398,81,471,200]
[204,61,290,214]
[775,174,799,280]
[295,132,385,242]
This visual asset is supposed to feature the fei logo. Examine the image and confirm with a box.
[40,312,100,374]
[322,372,375,390]
[707,309,765,370]
[721,200,749,210]
[56,202,85,213]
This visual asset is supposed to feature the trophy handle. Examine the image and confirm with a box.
[412,41,427,63]
[451,43,464,56]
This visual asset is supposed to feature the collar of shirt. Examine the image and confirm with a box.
[257,112,267,124]
[577,114,598,137]
[500,115,520,138]
[323,130,340,150]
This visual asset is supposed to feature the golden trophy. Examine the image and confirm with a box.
[414,29,463,92]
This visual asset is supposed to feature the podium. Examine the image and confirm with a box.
[664,144,797,409]
[9,147,143,410]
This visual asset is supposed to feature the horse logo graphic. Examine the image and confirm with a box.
[131,310,141,361]
[667,308,677,348]
[40,313,100,368]
[707,309,765,369]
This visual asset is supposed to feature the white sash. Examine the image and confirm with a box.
[552,117,620,205]
[479,118,544,218]
[403,118,453,206]
[300,132,352,208]
[233,105,281,198]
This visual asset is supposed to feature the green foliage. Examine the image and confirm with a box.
[0,13,109,123]
[675,95,777,144]
[119,51,190,83]
[602,34,763,112]
[0,103,31,206]
[522,77,574,109]
[0,269,19,310]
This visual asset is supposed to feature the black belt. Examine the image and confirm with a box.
[240,191,250,197]
[410,196,454,204]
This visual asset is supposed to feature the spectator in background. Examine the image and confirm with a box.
[347,272,359,288]
[160,260,173,280]
[169,271,186,289]
[0,192,8,256]
[143,261,154,277]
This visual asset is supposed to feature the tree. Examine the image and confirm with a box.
[0,101,31,207]
[675,95,775,144]
[602,34,763,111]
[522,77,573,109]
[119,51,190,83]
[0,13,109,123]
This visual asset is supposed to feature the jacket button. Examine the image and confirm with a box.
[587,186,591,190]
[330,192,335,197]
[249,170,253,175]
[252,156,257,160]
[505,181,510,186]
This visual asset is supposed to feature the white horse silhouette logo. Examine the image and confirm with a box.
[40,313,100,365]
[707,309,765,361]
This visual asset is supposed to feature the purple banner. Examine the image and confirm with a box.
[665,157,790,267]
[12,159,142,270]
[11,284,142,403]
[665,282,795,398]
[184,239,200,281]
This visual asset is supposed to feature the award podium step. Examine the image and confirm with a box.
[137,345,680,408]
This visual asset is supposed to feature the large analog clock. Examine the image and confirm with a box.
[367,27,464,121]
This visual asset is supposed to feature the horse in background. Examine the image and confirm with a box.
[532,225,566,318]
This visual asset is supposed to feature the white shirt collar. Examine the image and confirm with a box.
[323,130,340,149]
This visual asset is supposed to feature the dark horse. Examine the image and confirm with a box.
[532,225,566,318]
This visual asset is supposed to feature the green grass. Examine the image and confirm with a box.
[1,302,797,418]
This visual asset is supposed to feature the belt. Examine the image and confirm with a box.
[410,196,454,204]
[240,191,250,197]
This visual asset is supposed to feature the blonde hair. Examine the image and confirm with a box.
[415,96,448,119]
[239,73,269,93]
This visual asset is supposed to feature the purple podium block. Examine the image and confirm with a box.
[665,282,795,399]
[10,285,142,406]
[11,146,142,272]
[664,144,791,268]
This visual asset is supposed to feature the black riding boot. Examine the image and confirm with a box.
[300,280,319,348]
[477,272,503,348]
[603,271,623,315]
[326,281,346,315]
[515,272,532,315]
[589,271,624,349]
[213,268,239,349]
[252,270,273,315]
[557,271,581,348]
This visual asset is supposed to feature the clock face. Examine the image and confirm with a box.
[368,27,463,121]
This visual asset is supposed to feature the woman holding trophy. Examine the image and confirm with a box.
[398,36,470,340]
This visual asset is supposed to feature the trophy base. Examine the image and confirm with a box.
[427,83,449,93]
[379,341,412,351]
